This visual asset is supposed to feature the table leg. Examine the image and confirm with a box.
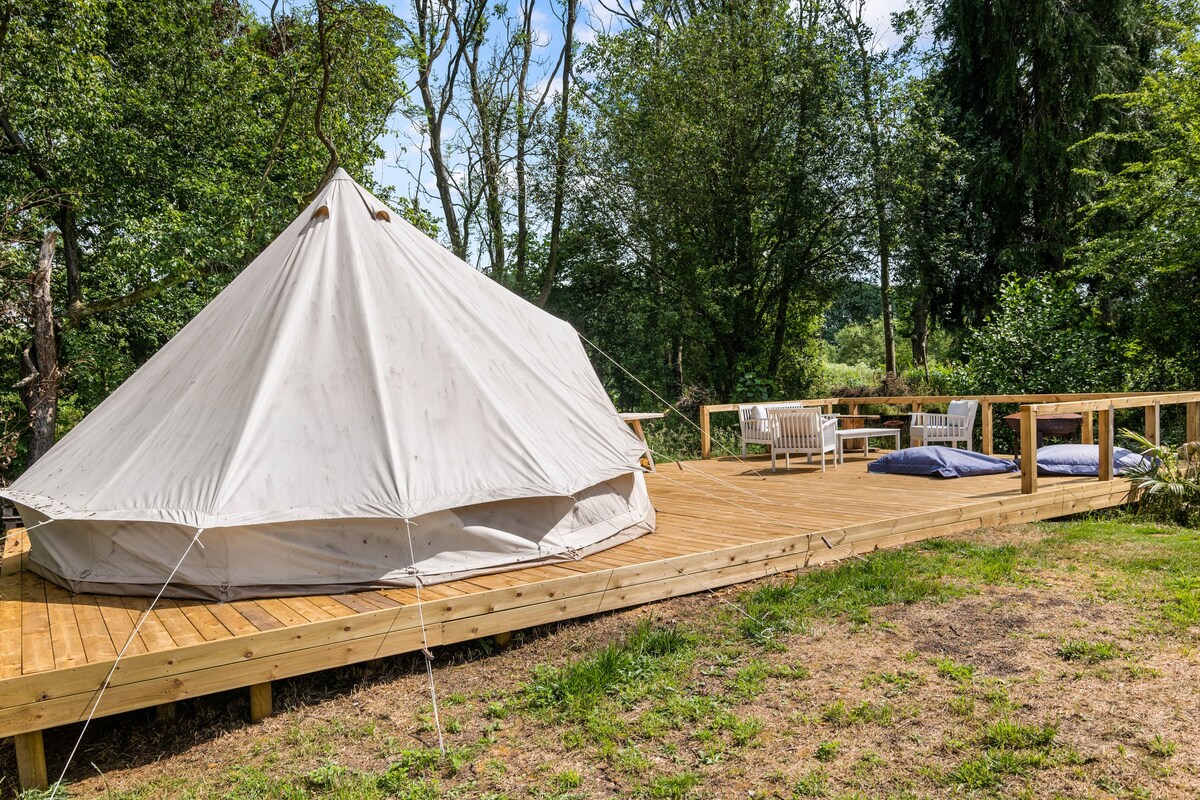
[630,419,655,473]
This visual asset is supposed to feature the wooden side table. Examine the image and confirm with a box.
[619,412,667,472]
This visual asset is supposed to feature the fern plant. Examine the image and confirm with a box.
[1120,429,1200,526]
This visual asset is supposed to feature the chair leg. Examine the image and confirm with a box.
[771,452,776,472]
[786,453,791,470]
[820,451,826,472]
[742,442,748,457]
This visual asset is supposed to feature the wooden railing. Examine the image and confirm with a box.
[699,392,1197,461]
[1016,391,1200,494]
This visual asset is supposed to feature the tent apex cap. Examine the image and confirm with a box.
[331,167,353,181]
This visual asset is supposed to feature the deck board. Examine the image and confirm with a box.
[0,454,1132,745]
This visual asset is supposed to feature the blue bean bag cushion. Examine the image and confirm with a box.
[867,446,1019,478]
[1032,444,1151,476]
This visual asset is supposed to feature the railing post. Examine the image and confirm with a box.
[1098,404,1115,482]
[700,405,712,460]
[1082,411,1094,444]
[1145,403,1160,446]
[1020,404,1039,494]
[1188,401,1200,443]
[981,399,993,455]
[911,401,921,413]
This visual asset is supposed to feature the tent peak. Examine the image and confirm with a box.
[331,167,353,182]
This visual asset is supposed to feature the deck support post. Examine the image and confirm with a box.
[156,701,177,722]
[1098,405,1115,482]
[1082,411,1094,444]
[1186,402,1199,444]
[981,400,993,455]
[493,631,513,647]
[249,681,273,722]
[1145,404,1160,446]
[15,730,48,790]
[1020,405,1038,494]
[700,406,712,460]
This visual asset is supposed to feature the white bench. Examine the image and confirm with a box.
[835,427,901,465]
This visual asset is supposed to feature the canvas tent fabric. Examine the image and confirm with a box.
[3,170,655,600]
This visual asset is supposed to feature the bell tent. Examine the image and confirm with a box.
[3,170,655,600]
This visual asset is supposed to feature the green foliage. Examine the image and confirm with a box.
[1074,28,1200,387]
[736,548,961,645]
[813,741,840,762]
[1121,429,1200,526]
[1147,733,1177,758]
[561,0,856,401]
[1055,640,1119,663]
[523,620,694,719]
[958,274,1117,394]
[0,0,405,476]
[935,659,976,684]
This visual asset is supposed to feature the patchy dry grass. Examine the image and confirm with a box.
[4,514,1200,799]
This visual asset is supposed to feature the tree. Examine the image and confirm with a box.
[563,0,858,400]
[959,275,1117,394]
[934,0,1167,311]
[1073,26,1200,387]
[0,0,404,472]
[834,0,901,376]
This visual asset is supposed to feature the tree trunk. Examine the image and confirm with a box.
[19,231,60,464]
[910,291,929,367]
[537,0,577,308]
[841,0,897,376]
[514,0,534,290]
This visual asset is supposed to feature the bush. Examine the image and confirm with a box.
[958,274,1119,394]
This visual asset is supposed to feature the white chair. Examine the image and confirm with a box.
[910,399,979,450]
[767,408,838,472]
[737,403,806,456]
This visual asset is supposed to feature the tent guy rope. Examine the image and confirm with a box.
[48,527,207,800]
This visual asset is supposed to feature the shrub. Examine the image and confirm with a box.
[958,274,1119,394]
[1122,429,1200,526]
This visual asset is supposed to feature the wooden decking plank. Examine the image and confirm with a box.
[93,596,147,656]
[301,595,360,619]
[20,567,54,674]
[230,601,286,632]
[119,597,177,652]
[278,596,337,623]
[253,599,310,628]
[43,584,87,669]
[151,601,205,647]
[73,595,119,663]
[176,602,236,642]
[208,603,262,636]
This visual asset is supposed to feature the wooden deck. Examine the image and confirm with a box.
[0,452,1133,787]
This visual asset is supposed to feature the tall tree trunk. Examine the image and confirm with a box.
[910,291,929,367]
[412,0,469,258]
[514,0,534,289]
[464,28,506,282]
[841,0,896,375]
[537,0,577,308]
[18,231,60,464]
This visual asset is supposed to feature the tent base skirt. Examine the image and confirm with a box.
[24,511,654,601]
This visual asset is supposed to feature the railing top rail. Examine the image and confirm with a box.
[1028,391,1200,415]
[702,391,1181,414]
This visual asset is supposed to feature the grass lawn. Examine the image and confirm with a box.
[6,514,1200,799]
